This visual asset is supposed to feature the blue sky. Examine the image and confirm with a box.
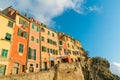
[0,0,120,76]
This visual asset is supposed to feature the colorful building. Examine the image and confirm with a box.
[58,33,70,63]
[40,24,59,70]
[1,6,30,75]
[0,6,85,76]
[0,12,14,76]
[27,18,40,72]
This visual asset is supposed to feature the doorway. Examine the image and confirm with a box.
[50,61,54,67]
[44,62,47,70]
[0,65,6,76]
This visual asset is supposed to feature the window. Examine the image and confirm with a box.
[47,39,49,43]
[34,49,36,60]
[68,50,71,54]
[48,31,50,35]
[28,47,32,59]
[47,48,50,53]
[64,49,67,54]
[19,18,28,27]
[32,24,34,29]
[1,49,8,57]
[31,36,34,41]
[19,18,23,24]
[18,44,24,53]
[67,44,70,48]
[59,41,62,45]
[41,36,44,41]
[36,39,39,43]
[72,45,74,49]
[22,65,25,72]
[55,50,58,55]
[41,28,45,32]
[36,27,39,32]
[5,33,11,41]
[28,47,36,60]
[50,49,52,53]
[50,39,52,44]
[17,28,27,39]
[52,33,55,37]
[53,50,55,54]
[36,64,38,68]
[59,47,62,51]
[53,41,57,46]
[42,46,46,52]
[8,21,13,28]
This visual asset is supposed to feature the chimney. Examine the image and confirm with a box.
[24,13,28,17]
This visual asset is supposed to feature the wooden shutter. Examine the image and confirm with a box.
[34,49,36,60]
[28,47,32,59]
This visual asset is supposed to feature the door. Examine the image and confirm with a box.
[50,61,54,67]
[44,62,47,70]
[0,65,6,76]
[12,67,19,74]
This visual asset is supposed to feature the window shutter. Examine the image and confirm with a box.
[17,28,21,36]
[19,18,23,24]
[5,33,11,40]
[28,47,32,59]
[23,32,27,38]
[8,21,13,28]
[32,24,34,29]
[34,49,36,60]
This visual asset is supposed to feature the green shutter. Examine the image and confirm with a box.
[19,18,23,24]
[36,27,39,32]
[5,33,11,41]
[48,31,50,35]
[56,50,58,55]
[17,28,21,36]
[32,24,34,29]
[36,39,39,43]
[50,49,52,53]
[19,44,24,53]
[34,49,36,60]
[50,39,52,44]
[42,36,44,41]
[1,49,8,57]
[28,47,32,59]
[52,33,54,37]
[31,36,34,41]
[8,21,13,28]
[59,41,62,45]
[23,32,27,38]
[47,48,49,53]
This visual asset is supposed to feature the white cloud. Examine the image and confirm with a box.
[88,6,102,13]
[110,62,120,77]
[0,0,101,27]
[0,0,84,26]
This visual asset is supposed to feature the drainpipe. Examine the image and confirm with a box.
[39,25,42,71]
[26,21,30,72]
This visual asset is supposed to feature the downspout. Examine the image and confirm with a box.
[26,21,30,72]
[39,25,42,71]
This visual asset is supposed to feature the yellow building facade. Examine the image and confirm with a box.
[0,13,14,76]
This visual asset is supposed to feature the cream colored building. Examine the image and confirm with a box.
[0,13,14,76]
[40,24,59,70]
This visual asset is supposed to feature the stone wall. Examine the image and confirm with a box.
[0,62,84,80]
[56,62,84,80]
[0,69,55,80]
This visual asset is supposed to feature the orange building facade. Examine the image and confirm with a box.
[27,18,40,72]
